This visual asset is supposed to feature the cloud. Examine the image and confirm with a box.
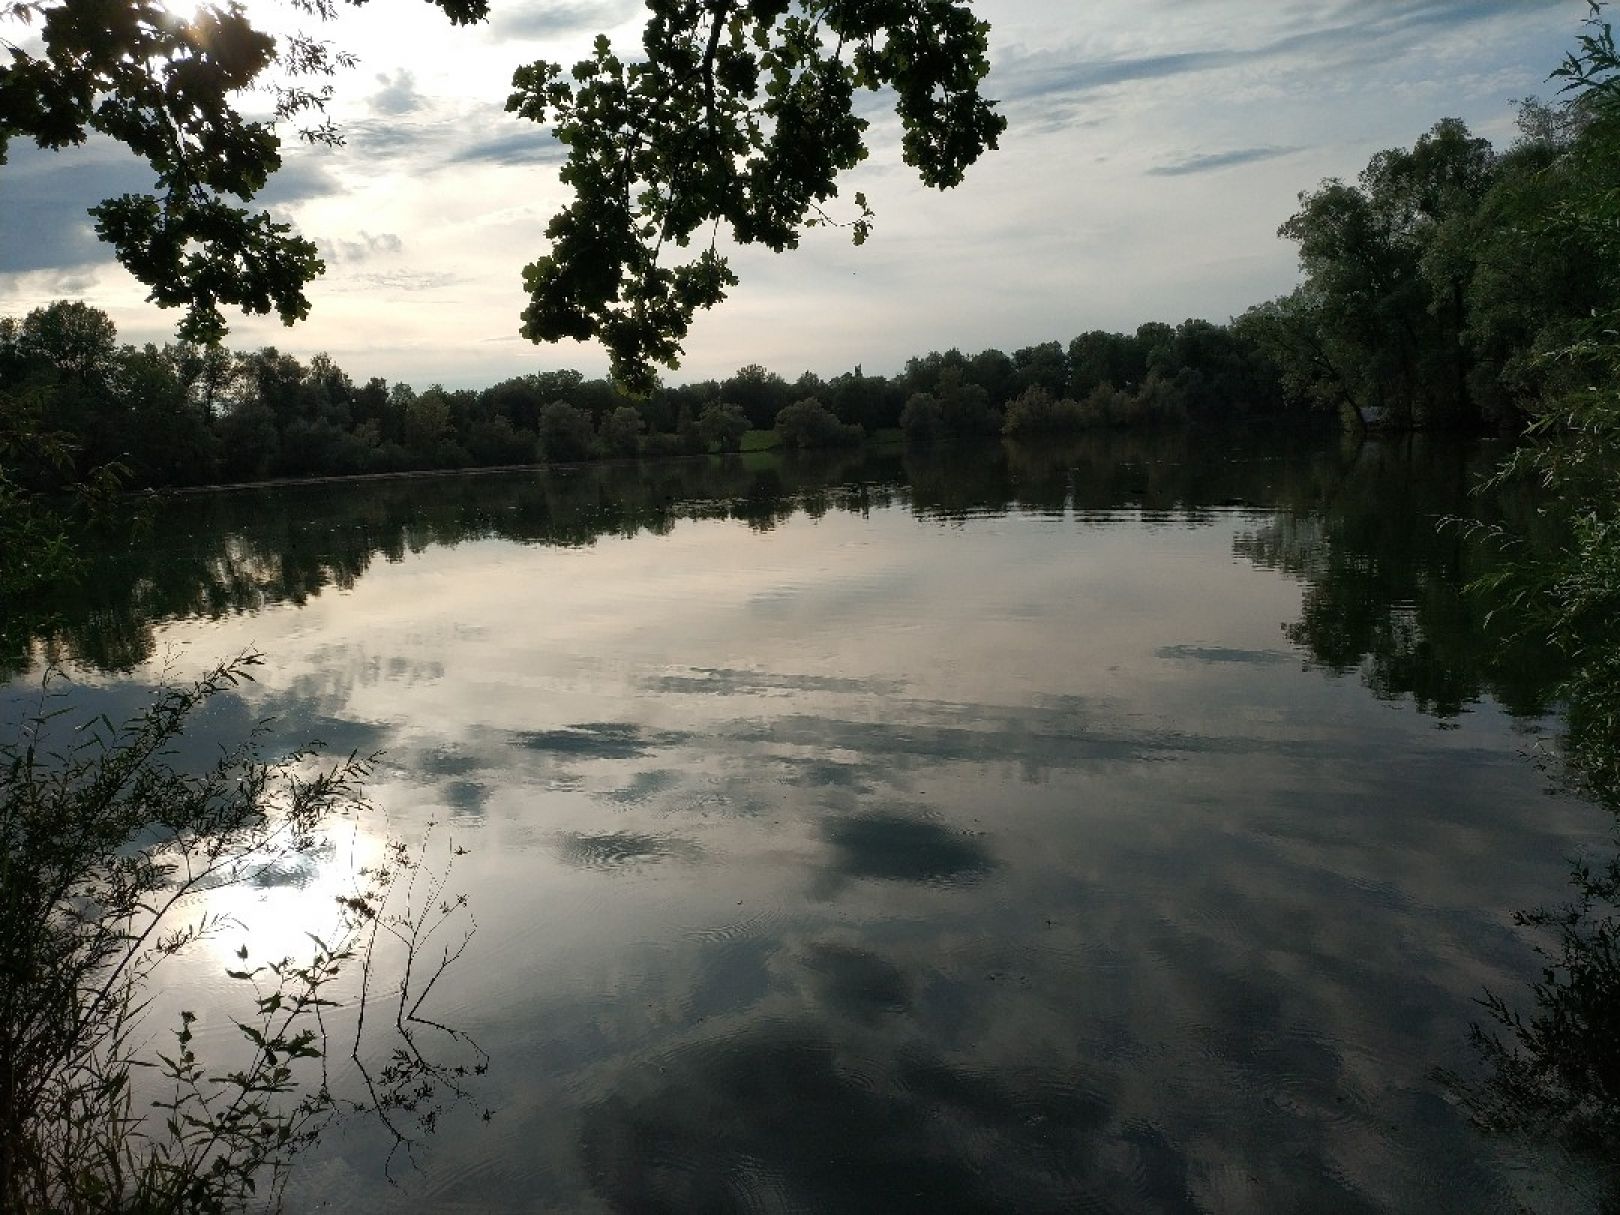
[990,0,1564,113]
[370,69,427,117]
[0,137,339,277]
[346,270,461,292]
[253,154,342,206]
[1146,146,1304,177]
[343,94,566,174]
[318,230,405,264]
[488,0,641,41]
[511,721,692,760]
[640,666,908,697]
[446,129,570,168]
[821,813,995,888]
[0,139,148,273]
[577,1022,1117,1212]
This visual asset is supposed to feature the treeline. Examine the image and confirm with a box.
[1247,103,1609,432]
[3,95,1612,493]
[0,302,1297,491]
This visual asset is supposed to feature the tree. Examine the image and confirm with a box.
[1002,385,1084,437]
[1278,119,1501,429]
[773,396,861,450]
[697,401,748,453]
[599,403,647,457]
[12,300,117,383]
[1443,6,1620,1191]
[720,363,791,430]
[1068,330,1147,398]
[1011,341,1068,397]
[0,0,486,345]
[537,399,595,463]
[3,1,1004,391]
[898,391,943,443]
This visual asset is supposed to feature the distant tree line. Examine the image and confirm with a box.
[0,301,1304,492]
[4,91,1614,494]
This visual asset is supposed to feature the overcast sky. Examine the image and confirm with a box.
[0,0,1579,388]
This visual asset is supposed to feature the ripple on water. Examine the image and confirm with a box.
[681,902,789,946]
[552,830,702,871]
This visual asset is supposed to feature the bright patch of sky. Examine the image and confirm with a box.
[0,0,1578,388]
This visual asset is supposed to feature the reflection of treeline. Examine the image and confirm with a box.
[3,432,1566,731]
[1232,437,1563,719]
[4,449,892,676]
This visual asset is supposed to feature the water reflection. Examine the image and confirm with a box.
[6,431,1564,724]
[1230,437,1562,718]
[821,813,996,887]
[5,429,1606,1211]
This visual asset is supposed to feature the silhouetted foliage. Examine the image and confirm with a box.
[0,656,485,1211]
[1262,98,1609,432]
[697,402,749,454]
[1438,7,1620,1192]
[774,398,862,451]
[3,1,1003,389]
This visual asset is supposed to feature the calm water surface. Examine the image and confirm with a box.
[4,431,1606,1211]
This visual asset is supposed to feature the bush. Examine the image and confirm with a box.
[599,405,647,458]
[1001,386,1087,437]
[466,415,539,465]
[698,402,750,453]
[0,655,484,1211]
[899,392,943,443]
[538,400,596,463]
[773,397,863,450]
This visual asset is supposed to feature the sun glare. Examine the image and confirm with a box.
[196,823,388,978]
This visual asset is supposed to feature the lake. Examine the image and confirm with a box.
[3,429,1606,1212]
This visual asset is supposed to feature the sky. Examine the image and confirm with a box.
[0,0,1582,388]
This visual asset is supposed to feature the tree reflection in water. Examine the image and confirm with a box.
[7,428,1614,1207]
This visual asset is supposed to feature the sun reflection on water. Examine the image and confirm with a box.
[193,820,390,977]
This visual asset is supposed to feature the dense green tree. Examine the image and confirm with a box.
[465,413,537,465]
[11,300,118,383]
[1002,386,1084,437]
[1277,119,1505,429]
[826,365,903,431]
[698,401,749,453]
[1011,341,1068,397]
[1067,330,1147,399]
[721,363,792,430]
[965,347,1016,405]
[599,404,648,458]
[116,341,218,484]
[900,349,968,402]
[403,386,461,465]
[1452,1,1620,1159]
[774,397,862,450]
[933,366,998,438]
[215,396,278,481]
[537,399,595,463]
[899,391,944,444]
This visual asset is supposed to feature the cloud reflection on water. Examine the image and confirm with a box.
[4,434,1608,1212]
